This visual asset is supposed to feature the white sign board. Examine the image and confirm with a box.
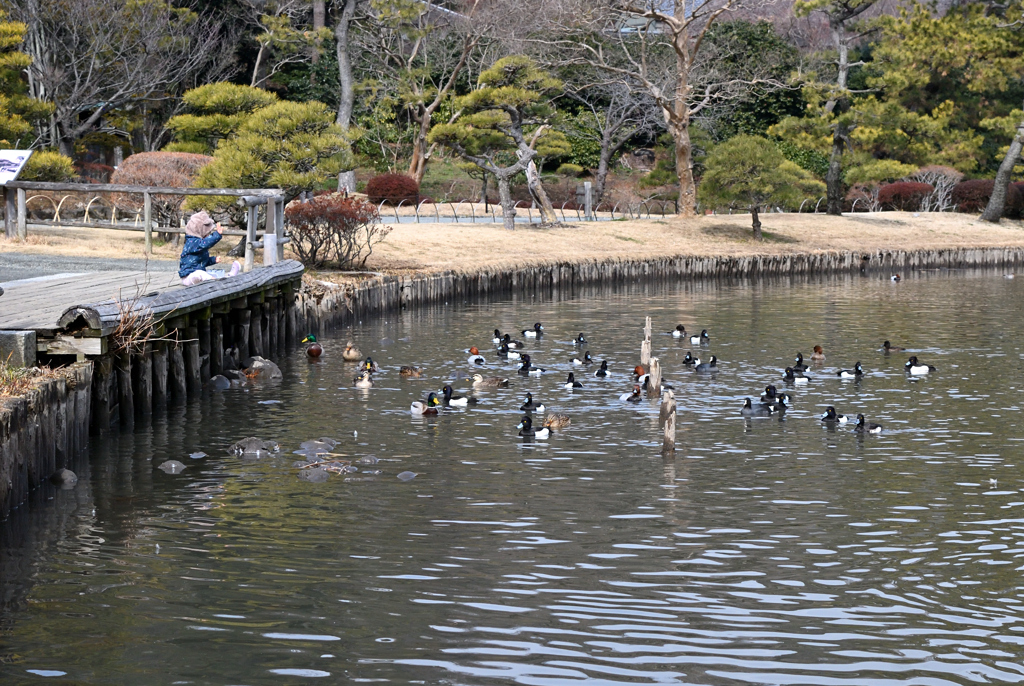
[0,150,33,185]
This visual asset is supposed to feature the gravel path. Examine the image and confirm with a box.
[0,252,177,284]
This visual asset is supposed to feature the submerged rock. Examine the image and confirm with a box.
[228,437,280,458]
[246,356,283,381]
[356,455,379,465]
[397,471,418,482]
[50,468,78,487]
[298,468,330,483]
[206,375,232,391]
[189,452,207,460]
[157,460,187,474]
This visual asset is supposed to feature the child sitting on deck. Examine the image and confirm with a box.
[179,211,242,286]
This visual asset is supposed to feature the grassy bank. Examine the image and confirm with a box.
[4,212,1024,278]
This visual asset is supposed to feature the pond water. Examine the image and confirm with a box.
[3,270,1024,685]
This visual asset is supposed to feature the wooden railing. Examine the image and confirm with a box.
[2,181,286,271]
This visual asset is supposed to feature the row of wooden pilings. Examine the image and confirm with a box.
[294,248,1024,334]
[91,281,300,430]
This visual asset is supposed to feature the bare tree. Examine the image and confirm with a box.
[12,0,222,156]
[234,0,326,88]
[334,0,360,192]
[544,0,787,215]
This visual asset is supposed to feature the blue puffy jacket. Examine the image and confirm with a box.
[178,231,222,278]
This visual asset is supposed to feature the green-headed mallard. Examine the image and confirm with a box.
[302,334,322,358]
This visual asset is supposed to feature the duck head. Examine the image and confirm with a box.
[427,392,442,407]
[764,385,777,398]
[469,346,480,355]
[442,384,455,399]
[821,406,838,420]
[301,334,317,343]
[532,322,544,332]
[517,415,533,430]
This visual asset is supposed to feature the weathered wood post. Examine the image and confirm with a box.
[133,345,153,416]
[169,342,187,402]
[184,325,202,396]
[660,389,676,454]
[144,191,153,255]
[245,204,258,272]
[116,352,134,425]
[249,304,263,358]
[197,317,211,381]
[92,356,115,433]
[584,181,593,220]
[16,187,27,239]
[4,186,15,238]
[649,357,662,396]
[267,297,279,358]
[275,197,285,261]
[232,303,251,361]
[285,290,297,347]
[641,316,652,367]
[152,343,168,407]
[210,316,224,376]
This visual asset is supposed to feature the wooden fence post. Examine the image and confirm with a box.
[144,191,153,255]
[16,187,26,239]
[660,389,676,454]
[276,198,285,261]
[4,186,15,238]
[244,205,257,272]
[649,357,662,396]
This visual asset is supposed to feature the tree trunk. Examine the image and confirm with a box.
[672,121,697,216]
[408,111,431,184]
[312,0,325,71]
[480,173,488,206]
[497,174,516,231]
[334,0,357,130]
[751,205,762,240]
[595,135,613,205]
[981,117,1024,223]
[525,160,558,224]
[825,123,847,216]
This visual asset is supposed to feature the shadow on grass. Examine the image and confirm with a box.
[701,223,799,244]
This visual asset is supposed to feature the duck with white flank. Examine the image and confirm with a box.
[682,351,696,366]
[619,384,643,402]
[442,385,478,406]
[564,372,583,389]
[496,343,521,360]
[793,352,809,373]
[517,415,549,438]
[783,367,810,384]
[519,392,545,412]
[570,351,594,366]
[501,333,524,349]
[410,400,439,416]
[522,322,543,338]
[670,324,687,338]
[882,340,905,353]
[821,406,848,424]
[690,329,710,345]
[854,414,883,433]
[594,360,611,377]
[694,356,718,373]
[838,362,864,379]
[573,333,587,346]
[517,354,545,376]
[905,356,937,375]
[467,347,486,365]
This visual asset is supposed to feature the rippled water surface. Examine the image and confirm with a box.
[3,270,1024,685]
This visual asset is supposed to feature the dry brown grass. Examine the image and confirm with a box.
[6,212,1024,276]
[0,359,62,399]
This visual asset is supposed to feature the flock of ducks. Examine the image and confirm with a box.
[301,320,942,440]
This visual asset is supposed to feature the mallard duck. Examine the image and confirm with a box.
[353,372,373,388]
[543,413,571,429]
[400,366,423,377]
[410,401,438,416]
[342,341,362,361]
[426,392,442,407]
[362,357,380,373]
[302,334,323,357]
[473,374,509,388]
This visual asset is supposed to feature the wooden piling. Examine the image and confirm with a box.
[660,389,676,454]
[152,343,168,407]
[649,357,662,396]
[640,340,651,367]
[115,353,133,425]
[233,308,251,361]
[249,305,263,358]
[184,326,202,396]
[133,346,152,415]
[169,344,187,401]
[198,318,211,381]
[92,355,115,433]
[210,316,223,376]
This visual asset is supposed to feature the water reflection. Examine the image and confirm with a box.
[2,270,1024,684]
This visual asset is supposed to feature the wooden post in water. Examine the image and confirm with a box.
[143,191,152,255]
[92,356,115,433]
[641,316,652,367]
[244,205,258,272]
[197,317,211,381]
[184,325,202,396]
[152,343,168,407]
[210,317,224,376]
[660,389,676,454]
[649,357,662,396]
[233,307,251,361]
[116,353,133,426]
[133,346,152,416]
[249,304,263,358]
[644,316,652,342]
[169,343,187,401]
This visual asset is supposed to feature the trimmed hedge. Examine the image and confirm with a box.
[877,181,933,211]
[952,179,1023,217]
[110,152,213,227]
[366,173,419,205]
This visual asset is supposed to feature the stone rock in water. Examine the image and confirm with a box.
[299,468,330,483]
[397,471,418,482]
[228,437,280,457]
[50,468,78,487]
[189,452,207,460]
[356,455,379,465]
[206,375,231,391]
[158,460,187,474]
[246,356,283,381]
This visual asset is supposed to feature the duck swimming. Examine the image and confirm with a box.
[502,333,523,349]
[543,413,571,429]
[882,340,905,353]
[810,345,825,362]
[522,322,544,338]
[493,329,503,344]
[573,333,587,346]
[682,351,696,366]
[571,351,594,366]
[427,392,442,407]
[353,371,373,388]
[760,385,779,402]
[496,343,521,360]
[473,374,509,388]
[690,329,710,345]
[891,274,902,282]
[741,398,774,417]
[821,406,848,423]
[362,357,380,373]
[302,334,323,358]
[400,366,423,377]
[694,355,718,373]
[442,384,478,406]
[793,353,809,373]
[564,372,583,389]
[519,392,545,412]
[517,354,545,376]
[410,401,438,416]
[468,347,486,365]
[783,367,809,384]
[854,413,883,433]
[905,356,937,375]
[594,360,610,377]
[838,362,864,379]
[671,324,687,338]
[517,415,550,438]
[619,384,643,402]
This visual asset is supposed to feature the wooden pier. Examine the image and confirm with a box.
[1,260,304,431]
